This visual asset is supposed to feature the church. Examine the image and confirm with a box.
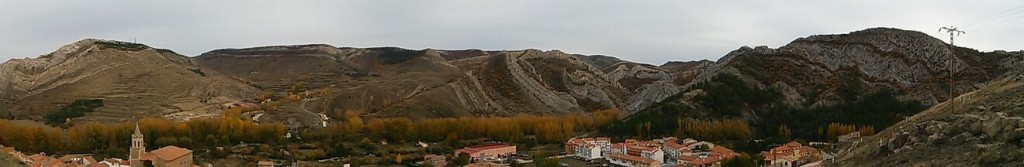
[129,123,195,167]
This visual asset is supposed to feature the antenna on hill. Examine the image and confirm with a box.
[939,26,965,114]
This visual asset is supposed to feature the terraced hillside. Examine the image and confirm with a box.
[0,39,259,123]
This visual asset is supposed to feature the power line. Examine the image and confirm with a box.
[959,3,1024,27]
[959,4,1024,33]
[971,13,1024,32]
[938,26,964,114]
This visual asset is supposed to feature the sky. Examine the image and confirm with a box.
[1,0,1022,65]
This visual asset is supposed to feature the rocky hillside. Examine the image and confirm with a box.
[195,46,686,118]
[837,75,1024,166]
[660,27,1022,115]
[3,27,1017,124]
[611,28,1023,140]
[0,39,259,123]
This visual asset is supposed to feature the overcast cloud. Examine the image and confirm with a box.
[1,0,1021,64]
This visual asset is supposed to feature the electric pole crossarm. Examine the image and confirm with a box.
[939,26,966,114]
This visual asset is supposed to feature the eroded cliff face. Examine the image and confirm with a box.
[197,45,684,118]
[0,39,259,122]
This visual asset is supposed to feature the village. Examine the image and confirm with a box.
[0,83,867,167]
[441,130,866,167]
[0,122,863,167]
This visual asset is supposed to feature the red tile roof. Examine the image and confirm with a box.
[679,155,724,166]
[711,146,737,158]
[464,143,513,150]
[665,142,685,150]
[149,146,192,161]
[785,141,800,147]
[608,153,657,164]
[458,143,514,154]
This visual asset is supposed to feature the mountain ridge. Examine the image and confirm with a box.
[2,27,1021,125]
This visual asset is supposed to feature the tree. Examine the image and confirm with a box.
[778,125,791,141]
[532,151,560,167]
[695,144,710,152]
[860,125,876,136]
[395,154,403,164]
[454,153,471,166]
[722,153,756,167]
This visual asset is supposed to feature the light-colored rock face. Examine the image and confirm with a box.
[0,39,259,122]
[479,49,625,114]
[0,39,105,97]
[603,63,683,114]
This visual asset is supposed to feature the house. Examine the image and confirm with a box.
[465,162,509,167]
[657,138,740,166]
[575,143,602,159]
[609,143,626,155]
[624,146,663,164]
[607,153,659,167]
[420,154,448,167]
[26,153,57,167]
[454,143,516,162]
[603,138,664,166]
[143,146,194,167]
[100,158,131,167]
[663,142,687,164]
[565,137,614,159]
[838,131,861,143]
[677,146,739,167]
[595,137,612,155]
[564,138,582,155]
[567,138,602,159]
[763,141,821,167]
[678,155,723,167]
[53,154,100,167]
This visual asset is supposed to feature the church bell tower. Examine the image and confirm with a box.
[129,122,145,167]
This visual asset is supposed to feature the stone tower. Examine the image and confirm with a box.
[129,122,145,167]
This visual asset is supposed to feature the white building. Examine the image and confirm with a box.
[638,146,664,164]
[575,143,602,159]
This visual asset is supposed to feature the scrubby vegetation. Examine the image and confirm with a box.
[692,74,784,117]
[608,73,926,155]
[370,47,421,64]
[45,99,103,125]
[96,41,148,51]
[757,88,923,141]
[188,68,206,76]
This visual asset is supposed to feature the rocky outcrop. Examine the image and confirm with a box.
[0,39,259,122]
[604,63,679,114]
[198,45,679,118]
[838,75,1024,166]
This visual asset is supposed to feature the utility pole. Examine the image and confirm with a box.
[939,26,965,113]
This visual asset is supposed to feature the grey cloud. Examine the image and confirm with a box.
[0,0,1021,65]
